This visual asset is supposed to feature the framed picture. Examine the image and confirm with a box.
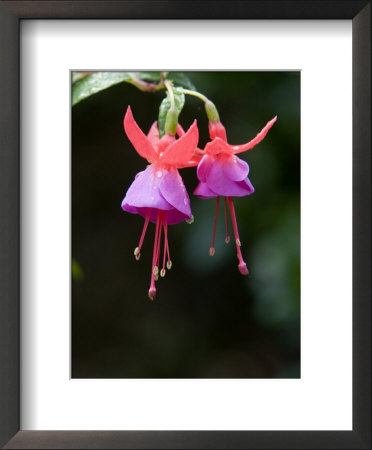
[70,69,300,379]
[0,1,370,449]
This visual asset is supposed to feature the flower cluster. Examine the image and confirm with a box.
[122,103,276,301]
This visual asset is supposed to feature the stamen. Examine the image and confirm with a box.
[134,247,141,260]
[149,210,162,300]
[227,197,249,275]
[135,208,151,260]
[161,212,168,276]
[163,212,172,270]
[223,197,230,244]
[155,212,163,280]
[210,196,220,256]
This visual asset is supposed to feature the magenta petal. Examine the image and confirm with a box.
[123,206,160,223]
[206,159,254,197]
[193,182,217,198]
[159,168,192,218]
[166,209,191,225]
[124,206,186,224]
[232,116,277,155]
[160,120,199,167]
[204,137,231,156]
[147,121,160,148]
[223,156,249,181]
[121,165,170,212]
[123,106,158,162]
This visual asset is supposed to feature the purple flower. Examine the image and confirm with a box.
[122,106,199,300]
[194,117,277,275]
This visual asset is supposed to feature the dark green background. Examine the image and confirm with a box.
[72,72,300,378]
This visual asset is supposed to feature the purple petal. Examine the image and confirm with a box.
[238,177,255,195]
[223,156,249,181]
[196,154,213,182]
[206,159,255,197]
[121,165,170,212]
[193,182,217,199]
[159,168,192,218]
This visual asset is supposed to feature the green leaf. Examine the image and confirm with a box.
[72,72,132,106]
[72,71,92,84]
[134,72,162,83]
[158,87,185,138]
[168,72,196,90]
[72,71,167,106]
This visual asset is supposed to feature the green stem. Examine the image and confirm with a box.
[183,89,209,103]
[164,80,175,109]
[160,72,169,83]
[128,72,166,92]
[183,88,220,121]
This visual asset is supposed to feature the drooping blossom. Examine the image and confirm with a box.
[121,106,199,300]
[193,116,277,275]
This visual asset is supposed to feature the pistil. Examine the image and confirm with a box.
[227,197,249,275]
[223,197,230,244]
[148,211,162,300]
[134,208,151,260]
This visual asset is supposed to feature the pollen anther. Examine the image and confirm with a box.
[209,247,215,256]
[167,260,172,270]
[225,236,230,244]
[160,268,166,277]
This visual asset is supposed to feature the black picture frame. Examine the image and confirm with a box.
[0,1,370,449]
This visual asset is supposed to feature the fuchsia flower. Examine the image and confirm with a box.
[193,116,277,275]
[121,106,199,300]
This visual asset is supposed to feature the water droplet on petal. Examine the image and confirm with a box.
[156,170,163,178]
[183,198,188,205]
[233,146,239,151]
